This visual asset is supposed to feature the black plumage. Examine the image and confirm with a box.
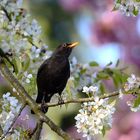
[35,42,78,113]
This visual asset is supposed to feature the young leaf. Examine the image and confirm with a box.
[112,75,119,87]
[102,126,106,136]
[22,54,30,71]
[134,95,140,107]
[100,83,106,94]
[133,7,139,16]
[110,100,116,106]
[12,57,22,74]
[89,61,99,67]
[112,69,122,87]
[116,0,121,3]
[97,72,109,79]
[80,68,86,74]
[65,80,73,99]
[104,68,113,76]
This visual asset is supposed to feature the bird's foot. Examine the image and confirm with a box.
[58,96,64,107]
[41,100,48,113]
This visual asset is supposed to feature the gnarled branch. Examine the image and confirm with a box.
[0,57,73,140]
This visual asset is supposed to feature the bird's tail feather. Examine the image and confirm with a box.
[36,91,44,103]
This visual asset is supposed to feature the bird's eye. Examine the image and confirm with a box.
[63,43,67,48]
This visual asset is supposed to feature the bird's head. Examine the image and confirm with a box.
[53,42,79,57]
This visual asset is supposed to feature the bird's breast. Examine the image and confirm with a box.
[49,56,69,70]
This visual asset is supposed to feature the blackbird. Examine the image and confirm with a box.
[34,42,78,113]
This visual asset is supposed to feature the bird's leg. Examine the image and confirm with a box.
[58,93,64,107]
[41,92,48,113]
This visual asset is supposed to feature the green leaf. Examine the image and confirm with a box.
[112,69,127,87]
[100,83,106,94]
[112,69,121,87]
[112,74,119,87]
[133,7,139,16]
[104,68,113,76]
[110,100,116,106]
[89,61,99,67]
[97,72,109,79]
[65,81,73,99]
[121,73,128,83]
[22,54,30,71]
[102,126,106,136]
[134,95,140,107]
[12,57,22,74]
[116,0,121,3]
[80,68,86,74]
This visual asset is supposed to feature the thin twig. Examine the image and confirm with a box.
[1,6,12,21]
[0,104,26,140]
[28,119,43,140]
[33,121,43,140]
[0,57,73,140]
[42,92,119,108]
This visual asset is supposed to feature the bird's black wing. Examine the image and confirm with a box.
[37,58,50,76]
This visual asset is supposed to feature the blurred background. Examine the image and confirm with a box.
[1,0,140,139]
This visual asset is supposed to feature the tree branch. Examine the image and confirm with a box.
[0,57,73,140]
[1,56,137,140]
[42,92,119,108]
[33,121,43,140]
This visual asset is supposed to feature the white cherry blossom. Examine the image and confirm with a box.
[75,95,116,137]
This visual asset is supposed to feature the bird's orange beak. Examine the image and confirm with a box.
[68,42,79,48]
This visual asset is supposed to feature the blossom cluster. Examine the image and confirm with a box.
[0,0,52,96]
[70,57,100,97]
[0,1,49,70]
[82,86,98,96]
[118,74,140,112]
[0,0,140,139]
[23,72,33,84]
[0,92,21,133]
[114,0,140,16]
[127,101,140,112]
[75,86,116,137]
[123,74,140,112]
[124,74,140,92]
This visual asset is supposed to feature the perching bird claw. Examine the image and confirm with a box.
[41,102,48,113]
[58,95,64,107]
